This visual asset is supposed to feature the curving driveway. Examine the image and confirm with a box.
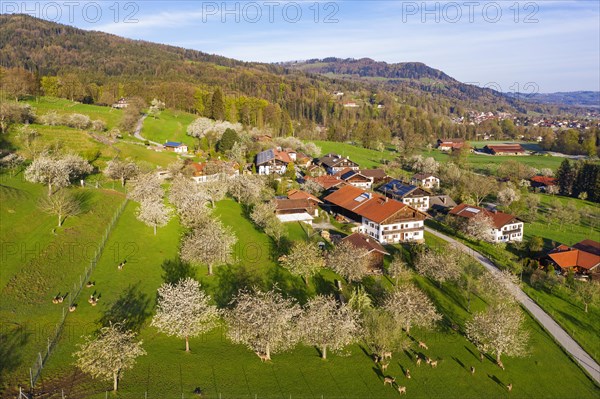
[132,114,161,146]
[425,226,600,384]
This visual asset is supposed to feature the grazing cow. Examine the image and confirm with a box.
[382,351,392,360]
[416,356,422,366]
[405,369,411,379]
[430,360,438,368]
[381,362,389,372]
[397,386,406,395]
[383,377,395,386]
[69,305,76,312]
[507,383,513,392]
[418,341,428,350]
[470,366,475,375]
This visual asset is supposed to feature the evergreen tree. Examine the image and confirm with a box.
[217,128,239,153]
[211,88,225,121]
[574,163,600,202]
[556,159,575,196]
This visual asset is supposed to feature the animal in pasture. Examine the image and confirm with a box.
[405,369,411,379]
[397,386,406,395]
[383,376,396,386]
[418,341,428,350]
[381,351,392,360]
[430,360,438,368]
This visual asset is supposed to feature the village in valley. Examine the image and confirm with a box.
[1,12,600,399]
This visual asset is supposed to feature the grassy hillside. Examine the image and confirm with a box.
[141,110,197,147]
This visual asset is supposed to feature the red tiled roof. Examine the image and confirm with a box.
[342,233,390,255]
[324,185,409,224]
[548,240,600,270]
[274,149,293,164]
[360,169,388,179]
[449,203,519,229]
[485,144,525,153]
[275,198,313,212]
[530,176,557,186]
[287,189,322,203]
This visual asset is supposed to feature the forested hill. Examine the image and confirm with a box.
[0,14,546,144]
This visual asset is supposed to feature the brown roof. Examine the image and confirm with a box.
[342,233,390,255]
[360,169,388,179]
[307,175,346,190]
[485,144,525,153]
[287,189,322,203]
[324,185,411,224]
[449,203,520,229]
[275,198,313,212]
[412,173,438,181]
[274,149,293,164]
[573,240,600,257]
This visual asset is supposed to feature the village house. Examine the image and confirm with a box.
[360,169,389,185]
[530,175,558,193]
[341,232,390,272]
[317,153,360,175]
[112,97,128,109]
[542,240,600,279]
[305,175,346,193]
[324,185,428,244]
[164,141,188,154]
[377,180,432,212]
[335,168,374,189]
[274,198,318,225]
[429,195,457,214]
[449,203,524,243]
[255,148,294,175]
[411,173,440,189]
[188,160,239,183]
[483,144,526,156]
[436,138,465,151]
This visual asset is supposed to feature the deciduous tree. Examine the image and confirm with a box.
[136,200,172,235]
[127,172,163,203]
[465,303,529,365]
[226,289,301,359]
[280,241,325,285]
[151,278,220,352]
[74,324,145,392]
[25,156,70,195]
[383,285,442,333]
[299,295,361,359]
[464,212,495,242]
[179,219,237,275]
[574,281,599,313]
[327,240,370,283]
[415,249,462,287]
[38,190,81,227]
[104,159,139,186]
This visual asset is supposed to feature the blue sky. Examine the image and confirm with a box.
[3,1,599,92]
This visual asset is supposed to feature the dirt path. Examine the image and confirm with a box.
[425,226,600,384]
[132,114,161,146]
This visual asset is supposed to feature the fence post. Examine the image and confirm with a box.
[29,368,33,388]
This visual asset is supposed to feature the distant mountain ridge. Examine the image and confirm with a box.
[506,91,600,108]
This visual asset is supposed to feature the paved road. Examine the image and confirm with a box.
[425,226,600,384]
[132,114,161,146]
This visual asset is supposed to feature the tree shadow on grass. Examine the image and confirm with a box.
[72,190,94,213]
[98,283,151,332]
[488,374,505,388]
[312,274,336,297]
[0,324,30,385]
[265,264,309,305]
[160,258,196,285]
[213,264,264,308]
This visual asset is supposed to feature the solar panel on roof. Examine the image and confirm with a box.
[256,149,275,165]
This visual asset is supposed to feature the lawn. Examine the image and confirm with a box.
[311,140,397,168]
[140,109,197,148]
[0,173,125,391]
[24,199,600,398]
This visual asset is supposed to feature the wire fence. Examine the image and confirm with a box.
[27,198,129,389]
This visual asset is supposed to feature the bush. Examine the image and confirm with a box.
[67,113,91,129]
[91,119,107,131]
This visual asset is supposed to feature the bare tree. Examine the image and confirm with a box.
[465,302,529,365]
[25,156,71,195]
[574,281,599,313]
[151,278,220,352]
[327,240,370,283]
[73,324,145,392]
[226,289,301,360]
[38,190,81,227]
[179,219,237,275]
[464,174,497,206]
[280,241,325,285]
[415,249,462,288]
[127,172,163,203]
[104,159,139,186]
[299,295,361,359]
[464,213,495,242]
[383,285,442,334]
[136,200,172,235]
